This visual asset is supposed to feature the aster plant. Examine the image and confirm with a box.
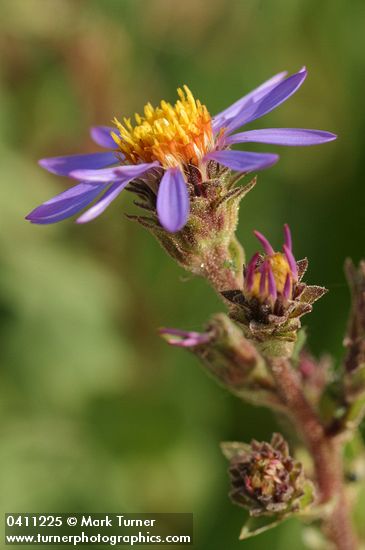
[27,68,365,549]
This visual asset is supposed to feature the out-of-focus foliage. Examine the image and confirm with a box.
[0,0,364,548]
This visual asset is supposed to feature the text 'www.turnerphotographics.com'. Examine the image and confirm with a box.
[5,513,193,546]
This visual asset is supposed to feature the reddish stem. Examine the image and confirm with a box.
[269,357,358,550]
[201,241,244,292]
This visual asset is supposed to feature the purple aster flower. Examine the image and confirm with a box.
[26,67,336,232]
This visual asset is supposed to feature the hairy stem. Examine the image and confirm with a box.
[200,239,244,292]
[269,357,357,550]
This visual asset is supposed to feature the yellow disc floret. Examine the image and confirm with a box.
[112,86,213,168]
[268,253,292,294]
[250,253,292,301]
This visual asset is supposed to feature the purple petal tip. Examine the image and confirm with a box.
[254,230,275,255]
[283,224,292,251]
[283,244,298,280]
[283,273,292,300]
[245,252,260,291]
[267,263,277,300]
[159,328,211,347]
[259,261,268,295]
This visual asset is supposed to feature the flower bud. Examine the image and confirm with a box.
[222,225,327,353]
[160,314,284,410]
[222,433,314,517]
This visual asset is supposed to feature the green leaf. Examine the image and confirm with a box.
[220,441,250,460]
[297,480,316,511]
[239,514,287,540]
[292,328,307,362]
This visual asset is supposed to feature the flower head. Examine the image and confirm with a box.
[26,68,336,232]
[222,225,327,342]
[222,433,314,517]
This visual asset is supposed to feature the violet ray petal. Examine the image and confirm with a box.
[76,163,159,223]
[212,71,288,133]
[71,161,160,182]
[283,224,292,251]
[25,182,105,224]
[223,100,264,136]
[90,126,120,149]
[224,67,307,134]
[204,150,279,173]
[267,264,278,300]
[283,273,292,300]
[156,167,190,233]
[254,230,275,255]
[283,244,298,279]
[39,152,117,176]
[76,180,129,223]
[243,67,307,126]
[225,128,337,146]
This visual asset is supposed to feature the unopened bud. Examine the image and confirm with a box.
[222,225,327,353]
[222,433,314,517]
[160,314,283,410]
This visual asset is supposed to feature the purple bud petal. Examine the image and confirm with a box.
[283,224,292,251]
[283,273,292,300]
[245,252,260,291]
[259,261,268,295]
[159,328,212,347]
[254,230,275,255]
[267,264,278,300]
[283,244,298,280]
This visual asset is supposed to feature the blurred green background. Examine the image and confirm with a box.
[0,0,364,548]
